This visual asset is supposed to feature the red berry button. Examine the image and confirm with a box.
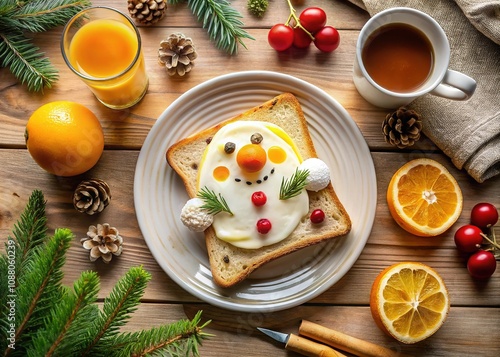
[310,209,325,224]
[252,191,267,206]
[257,218,272,234]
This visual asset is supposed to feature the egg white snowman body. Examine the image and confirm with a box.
[197,121,309,249]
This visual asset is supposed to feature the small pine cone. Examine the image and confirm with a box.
[127,0,166,25]
[73,179,111,215]
[81,223,123,263]
[158,33,197,76]
[382,107,423,148]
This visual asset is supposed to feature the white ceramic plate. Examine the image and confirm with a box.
[134,71,376,312]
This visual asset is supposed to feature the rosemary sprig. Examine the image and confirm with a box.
[280,168,310,200]
[198,187,233,215]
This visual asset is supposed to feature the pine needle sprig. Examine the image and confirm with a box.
[170,0,254,55]
[0,189,47,339]
[82,266,152,356]
[8,228,74,357]
[198,187,233,215]
[0,0,92,33]
[110,311,212,357]
[0,28,58,92]
[0,0,92,92]
[26,271,100,357]
[0,191,212,356]
[279,168,310,200]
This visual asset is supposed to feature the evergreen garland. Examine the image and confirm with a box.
[169,0,254,55]
[0,0,92,92]
[0,190,211,356]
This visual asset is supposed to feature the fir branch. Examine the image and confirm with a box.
[1,191,212,356]
[10,190,48,273]
[0,0,92,33]
[0,31,58,92]
[181,0,254,55]
[82,266,152,356]
[26,271,100,357]
[0,0,92,92]
[0,190,47,351]
[198,187,233,215]
[110,311,212,357]
[6,228,73,357]
[279,168,310,200]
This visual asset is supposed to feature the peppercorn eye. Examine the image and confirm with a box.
[236,144,267,173]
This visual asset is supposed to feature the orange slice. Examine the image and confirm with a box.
[370,262,450,344]
[387,158,463,237]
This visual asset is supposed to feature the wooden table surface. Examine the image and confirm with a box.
[1,1,499,356]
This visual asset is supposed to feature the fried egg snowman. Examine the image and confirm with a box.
[181,120,331,249]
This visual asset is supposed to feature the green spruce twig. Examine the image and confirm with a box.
[0,0,92,92]
[169,0,254,55]
[0,0,92,33]
[110,311,212,356]
[82,266,152,356]
[0,191,211,356]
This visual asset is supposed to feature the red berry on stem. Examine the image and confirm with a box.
[257,218,272,234]
[268,24,294,51]
[314,26,340,52]
[251,191,267,206]
[299,7,327,33]
[470,202,499,229]
[467,250,496,279]
[293,27,313,48]
[310,209,325,224]
[454,224,483,253]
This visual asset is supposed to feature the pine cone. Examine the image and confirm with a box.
[382,107,423,148]
[81,223,123,263]
[127,0,166,25]
[73,179,111,215]
[158,33,197,76]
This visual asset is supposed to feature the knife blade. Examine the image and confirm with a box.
[257,327,348,357]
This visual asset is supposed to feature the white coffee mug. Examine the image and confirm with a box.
[353,7,477,108]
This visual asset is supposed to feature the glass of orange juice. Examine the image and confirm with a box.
[61,7,149,109]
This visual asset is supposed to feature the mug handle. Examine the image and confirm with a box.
[430,69,477,100]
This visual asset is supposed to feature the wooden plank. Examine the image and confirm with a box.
[1,149,498,305]
[125,303,500,357]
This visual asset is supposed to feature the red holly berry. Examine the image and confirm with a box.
[252,191,267,206]
[310,209,325,224]
[257,218,272,234]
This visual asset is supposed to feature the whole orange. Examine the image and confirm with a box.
[25,101,104,177]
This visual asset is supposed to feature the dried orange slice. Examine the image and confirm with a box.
[370,262,450,344]
[387,158,463,237]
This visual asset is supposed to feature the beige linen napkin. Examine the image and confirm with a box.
[348,0,500,183]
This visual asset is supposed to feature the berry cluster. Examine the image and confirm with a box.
[454,202,499,279]
[268,4,340,52]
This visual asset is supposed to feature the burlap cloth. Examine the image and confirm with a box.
[348,0,500,183]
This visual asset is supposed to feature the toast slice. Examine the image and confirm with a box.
[166,93,351,287]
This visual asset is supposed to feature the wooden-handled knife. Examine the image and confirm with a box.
[257,327,348,357]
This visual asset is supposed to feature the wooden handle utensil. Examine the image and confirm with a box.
[286,334,348,357]
[299,320,410,357]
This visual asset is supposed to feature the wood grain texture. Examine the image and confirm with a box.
[0,1,499,356]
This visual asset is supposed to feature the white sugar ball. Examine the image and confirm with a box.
[180,198,214,232]
[299,158,331,192]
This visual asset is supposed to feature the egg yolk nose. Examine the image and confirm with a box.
[236,144,267,173]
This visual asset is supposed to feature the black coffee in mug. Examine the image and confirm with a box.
[362,23,434,93]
